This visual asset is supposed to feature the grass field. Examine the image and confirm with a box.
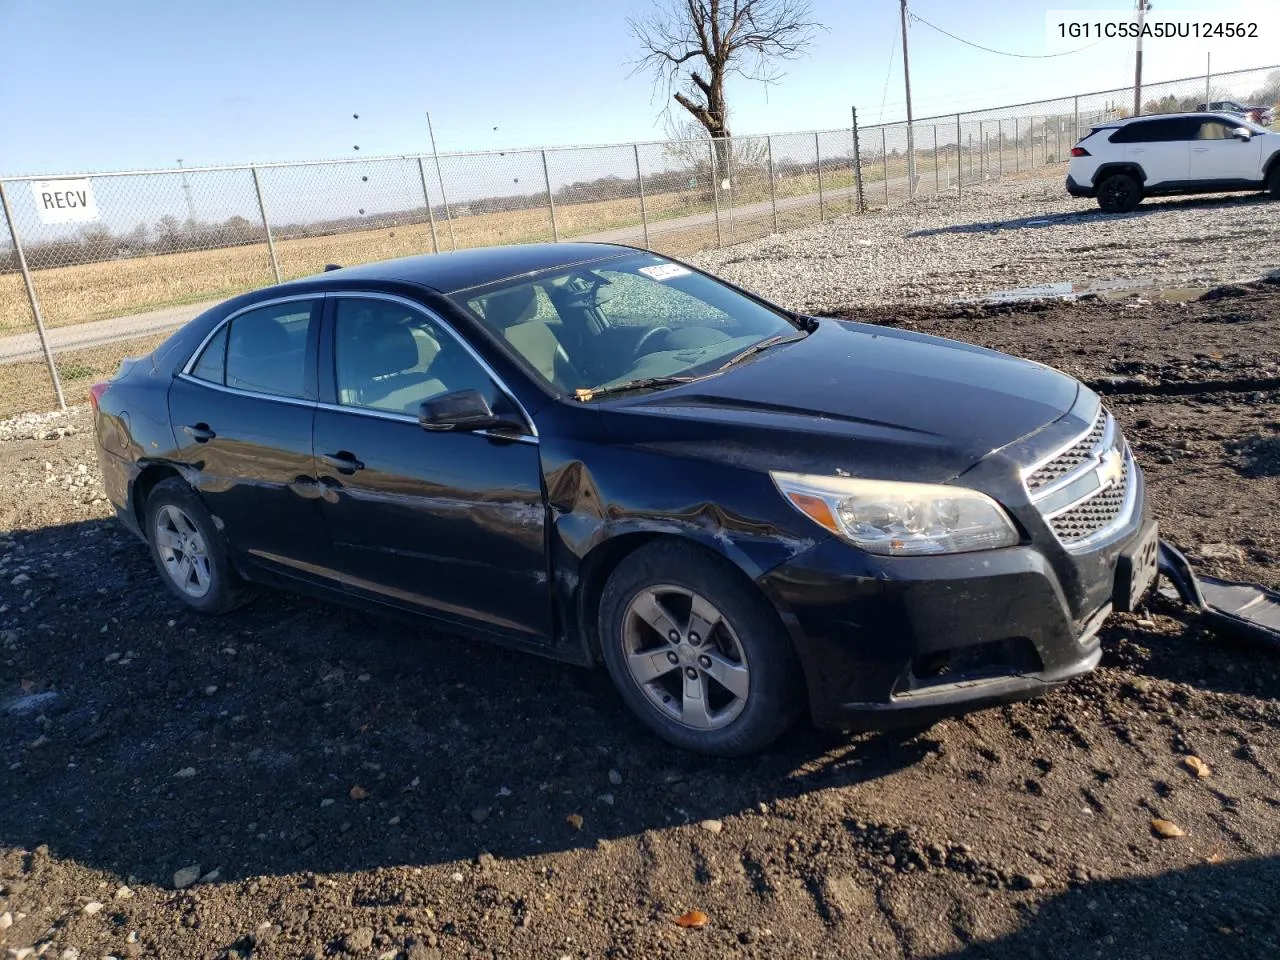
[1,150,1061,416]
[0,158,925,337]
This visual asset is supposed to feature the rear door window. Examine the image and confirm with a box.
[191,301,317,399]
[1110,118,1198,143]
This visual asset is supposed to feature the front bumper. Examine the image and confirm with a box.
[759,507,1155,730]
[1066,174,1094,198]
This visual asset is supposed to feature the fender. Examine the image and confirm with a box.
[1263,146,1280,180]
[1091,162,1146,187]
[542,450,825,666]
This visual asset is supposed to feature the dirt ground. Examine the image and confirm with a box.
[2,283,1279,960]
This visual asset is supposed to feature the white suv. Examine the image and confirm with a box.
[1066,112,1280,212]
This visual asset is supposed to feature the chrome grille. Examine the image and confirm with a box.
[1049,458,1129,543]
[1026,409,1106,493]
[1023,406,1134,548]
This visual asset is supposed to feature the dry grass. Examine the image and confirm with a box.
[0,160,1063,339]
[1,331,171,419]
[0,186,712,334]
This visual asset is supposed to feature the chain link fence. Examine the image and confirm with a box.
[2,64,1277,418]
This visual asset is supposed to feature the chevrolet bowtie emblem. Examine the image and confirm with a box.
[1096,449,1124,489]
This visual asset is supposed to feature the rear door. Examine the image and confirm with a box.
[311,293,552,641]
[168,295,331,577]
[1115,117,1195,186]
[1189,117,1263,181]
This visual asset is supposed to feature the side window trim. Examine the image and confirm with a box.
[322,291,539,441]
[183,293,327,401]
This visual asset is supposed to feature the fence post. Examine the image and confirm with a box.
[766,136,780,231]
[541,150,559,242]
[979,121,985,179]
[727,141,735,245]
[956,114,962,197]
[415,156,440,255]
[881,127,889,206]
[250,166,281,283]
[1073,95,1080,145]
[998,122,1003,178]
[634,143,650,249]
[709,139,722,248]
[0,179,65,411]
[815,132,824,221]
[933,125,939,193]
[1014,117,1020,173]
[850,108,865,214]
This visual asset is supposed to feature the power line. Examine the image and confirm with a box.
[907,11,1105,59]
[877,18,899,123]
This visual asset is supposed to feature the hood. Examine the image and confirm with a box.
[601,319,1080,483]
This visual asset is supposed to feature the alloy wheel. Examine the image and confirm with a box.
[1102,178,1133,210]
[621,584,750,730]
[153,504,213,599]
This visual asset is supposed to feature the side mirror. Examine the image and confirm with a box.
[1232,127,1253,140]
[417,389,523,433]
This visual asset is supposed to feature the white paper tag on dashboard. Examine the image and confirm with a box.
[638,263,692,281]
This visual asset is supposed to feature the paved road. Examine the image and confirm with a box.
[0,180,893,366]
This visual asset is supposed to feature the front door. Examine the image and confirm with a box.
[312,294,551,641]
[1189,118,1262,181]
[168,296,330,576]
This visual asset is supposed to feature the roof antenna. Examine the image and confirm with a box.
[323,264,343,272]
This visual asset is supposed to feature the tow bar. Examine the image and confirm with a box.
[1158,540,1280,651]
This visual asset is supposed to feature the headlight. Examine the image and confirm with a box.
[771,471,1019,556]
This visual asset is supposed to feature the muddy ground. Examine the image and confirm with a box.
[1,283,1279,960]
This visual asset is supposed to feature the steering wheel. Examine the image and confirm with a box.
[632,326,672,359]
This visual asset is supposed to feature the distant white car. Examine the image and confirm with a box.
[1066,112,1280,212]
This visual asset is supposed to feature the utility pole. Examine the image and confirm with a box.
[1132,0,1152,117]
[900,0,916,196]
[176,158,196,223]
[426,112,457,251]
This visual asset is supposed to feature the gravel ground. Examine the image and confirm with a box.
[2,251,1279,958]
[691,174,1280,311]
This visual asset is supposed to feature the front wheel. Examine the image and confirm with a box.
[598,540,804,756]
[1267,165,1280,200]
[1097,173,1142,213]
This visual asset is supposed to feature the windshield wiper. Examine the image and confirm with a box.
[715,332,808,373]
[574,375,701,402]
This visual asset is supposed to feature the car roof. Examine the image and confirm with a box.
[1097,111,1248,129]
[291,241,639,295]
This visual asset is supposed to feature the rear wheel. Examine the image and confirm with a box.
[598,540,804,756]
[1267,165,1280,200]
[1097,173,1142,213]
[144,478,249,615]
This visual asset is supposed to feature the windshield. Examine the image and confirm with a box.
[450,253,801,396]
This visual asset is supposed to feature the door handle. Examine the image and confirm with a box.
[1192,146,1210,152]
[321,451,365,473]
[183,423,216,442]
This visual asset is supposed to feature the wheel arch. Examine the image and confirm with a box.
[130,462,186,536]
[1092,162,1146,186]
[570,527,788,665]
[1263,149,1280,179]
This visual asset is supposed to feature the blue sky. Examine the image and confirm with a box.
[1,0,1276,176]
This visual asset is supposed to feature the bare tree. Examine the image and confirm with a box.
[631,0,822,153]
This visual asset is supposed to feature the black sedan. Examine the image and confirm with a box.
[91,243,1158,755]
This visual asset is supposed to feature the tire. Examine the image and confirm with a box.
[143,477,250,615]
[1267,165,1280,200]
[597,540,804,756]
[1096,173,1142,213]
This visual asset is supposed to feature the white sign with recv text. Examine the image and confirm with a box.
[30,178,99,224]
